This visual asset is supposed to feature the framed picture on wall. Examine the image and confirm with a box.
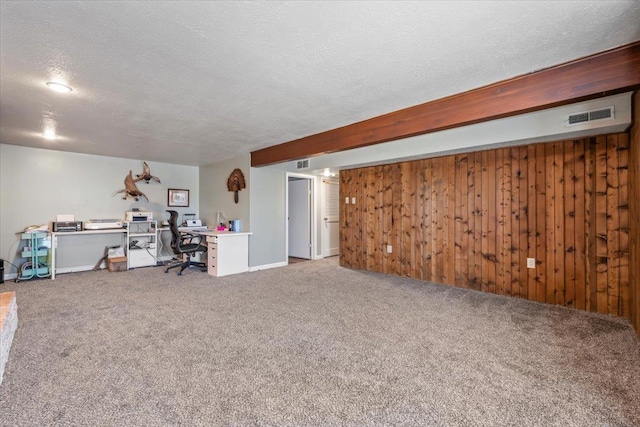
[168,189,189,207]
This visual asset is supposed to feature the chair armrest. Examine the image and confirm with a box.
[180,233,203,245]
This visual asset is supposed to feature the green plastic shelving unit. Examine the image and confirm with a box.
[18,232,51,281]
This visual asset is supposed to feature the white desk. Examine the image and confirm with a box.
[51,228,251,279]
[51,229,127,279]
[197,231,252,277]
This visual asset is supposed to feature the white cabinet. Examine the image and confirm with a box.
[205,233,250,277]
[126,221,157,269]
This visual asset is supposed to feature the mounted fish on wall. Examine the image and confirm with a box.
[113,161,161,202]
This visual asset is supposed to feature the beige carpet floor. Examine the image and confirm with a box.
[0,257,639,426]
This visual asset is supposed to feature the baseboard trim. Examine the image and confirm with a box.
[56,264,103,275]
[3,272,18,281]
[249,261,287,272]
[4,264,101,281]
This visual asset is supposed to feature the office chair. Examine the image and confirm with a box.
[165,210,207,275]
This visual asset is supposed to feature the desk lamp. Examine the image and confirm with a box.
[216,211,228,230]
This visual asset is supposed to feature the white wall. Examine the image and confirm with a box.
[249,167,286,268]
[0,144,199,276]
[199,153,250,230]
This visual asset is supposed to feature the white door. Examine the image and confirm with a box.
[322,178,340,257]
[288,178,311,259]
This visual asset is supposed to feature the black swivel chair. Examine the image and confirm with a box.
[165,210,207,275]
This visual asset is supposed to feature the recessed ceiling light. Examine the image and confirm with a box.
[42,131,57,140]
[46,82,73,93]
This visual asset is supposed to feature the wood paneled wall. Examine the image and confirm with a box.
[340,134,631,318]
[630,92,640,335]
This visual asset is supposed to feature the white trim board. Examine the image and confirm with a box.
[248,261,288,272]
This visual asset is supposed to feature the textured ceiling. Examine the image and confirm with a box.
[1,1,639,167]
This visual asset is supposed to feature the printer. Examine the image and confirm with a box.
[185,219,203,228]
[126,211,153,222]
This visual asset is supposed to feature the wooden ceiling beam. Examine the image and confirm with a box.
[251,41,640,167]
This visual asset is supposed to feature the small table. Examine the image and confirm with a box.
[51,229,127,279]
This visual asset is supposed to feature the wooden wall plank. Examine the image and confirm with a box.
[512,147,522,298]
[618,134,630,319]
[487,150,497,294]
[606,134,621,316]
[527,144,538,301]
[390,163,402,276]
[416,161,426,280]
[545,143,556,304]
[365,168,375,270]
[339,170,347,267]
[455,154,469,287]
[535,144,547,303]
[518,146,529,299]
[554,142,566,306]
[504,148,514,297]
[595,136,609,314]
[443,155,456,285]
[466,153,476,288]
[586,138,597,312]
[433,159,444,283]
[400,162,412,277]
[354,169,363,270]
[432,159,448,283]
[473,152,483,290]
[629,91,640,336]
[481,150,490,292]
[369,166,384,272]
[496,148,507,296]
[564,140,577,308]
[382,165,392,274]
[423,159,433,281]
[574,140,587,310]
[553,142,565,305]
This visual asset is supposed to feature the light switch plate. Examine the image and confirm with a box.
[351,197,356,204]
[345,197,349,204]
[386,245,393,254]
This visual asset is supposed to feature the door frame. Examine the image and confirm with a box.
[321,176,340,257]
[285,172,318,262]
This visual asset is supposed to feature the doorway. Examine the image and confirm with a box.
[287,175,314,261]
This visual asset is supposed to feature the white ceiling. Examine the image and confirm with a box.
[1,1,639,167]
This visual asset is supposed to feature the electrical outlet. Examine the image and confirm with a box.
[345,197,350,204]
[351,197,356,204]
[526,258,536,269]
[386,245,393,254]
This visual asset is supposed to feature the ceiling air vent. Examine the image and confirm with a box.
[566,106,614,127]
[296,159,310,170]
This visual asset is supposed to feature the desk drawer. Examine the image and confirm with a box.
[207,254,217,276]
[207,243,217,276]
[206,236,218,244]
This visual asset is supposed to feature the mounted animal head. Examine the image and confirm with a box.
[227,168,246,204]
